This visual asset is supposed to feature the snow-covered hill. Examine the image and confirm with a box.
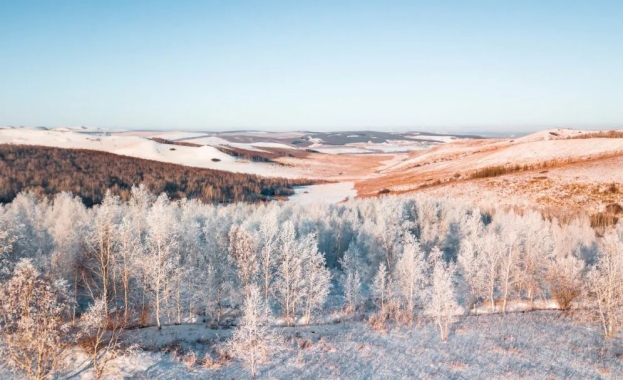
[0,127,302,178]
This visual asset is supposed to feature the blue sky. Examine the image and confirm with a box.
[1,1,622,132]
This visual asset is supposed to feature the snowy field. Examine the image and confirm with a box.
[289,182,357,204]
[12,311,619,379]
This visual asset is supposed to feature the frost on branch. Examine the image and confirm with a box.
[227,286,282,379]
[229,224,259,298]
[301,234,331,324]
[425,247,459,342]
[392,234,426,323]
[0,259,73,380]
[340,244,364,313]
[372,262,389,310]
[79,298,124,380]
[585,230,623,339]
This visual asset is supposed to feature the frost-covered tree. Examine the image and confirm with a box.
[3,193,53,273]
[459,231,503,313]
[0,259,73,380]
[515,212,554,302]
[425,247,459,341]
[229,224,259,298]
[45,193,87,280]
[43,193,88,323]
[273,221,305,325]
[585,231,623,339]
[126,185,154,322]
[177,198,206,322]
[339,244,363,313]
[372,262,389,310]
[114,213,143,325]
[418,199,443,247]
[79,298,124,380]
[227,286,281,379]
[301,234,331,323]
[0,207,18,279]
[546,254,584,310]
[499,228,521,313]
[393,234,426,321]
[143,194,180,329]
[257,210,280,305]
[82,191,122,309]
[374,201,406,271]
[202,209,235,325]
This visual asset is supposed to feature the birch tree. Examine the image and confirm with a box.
[585,231,623,339]
[425,247,459,341]
[393,234,426,321]
[144,194,179,329]
[257,210,280,305]
[372,262,389,310]
[339,245,364,313]
[83,191,121,310]
[0,259,73,380]
[227,286,281,379]
[229,224,259,298]
[202,210,235,325]
[273,221,305,325]
[301,234,331,323]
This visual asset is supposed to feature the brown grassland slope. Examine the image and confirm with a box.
[353,129,623,221]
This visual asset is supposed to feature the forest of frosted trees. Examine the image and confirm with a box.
[1,185,622,378]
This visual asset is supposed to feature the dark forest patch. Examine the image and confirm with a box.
[0,144,315,206]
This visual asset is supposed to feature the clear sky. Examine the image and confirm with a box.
[1,1,622,132]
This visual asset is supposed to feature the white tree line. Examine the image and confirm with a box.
[0,186,622,378]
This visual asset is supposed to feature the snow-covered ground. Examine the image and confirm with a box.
[289,182,357,205]
[8,311,619,379]
[0,128,303,178]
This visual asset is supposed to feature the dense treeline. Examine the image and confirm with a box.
[149,137,202,147]
[0,145,313,206]
[215,146,280,163]
[0,189,622,378]
[568,130,623,139]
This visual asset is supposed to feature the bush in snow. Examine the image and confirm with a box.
[545,254,584,310]
[79,298,124,380]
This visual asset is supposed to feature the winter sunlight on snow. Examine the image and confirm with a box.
[2,1,623,379]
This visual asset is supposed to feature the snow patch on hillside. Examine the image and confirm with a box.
[289,182,356,204]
